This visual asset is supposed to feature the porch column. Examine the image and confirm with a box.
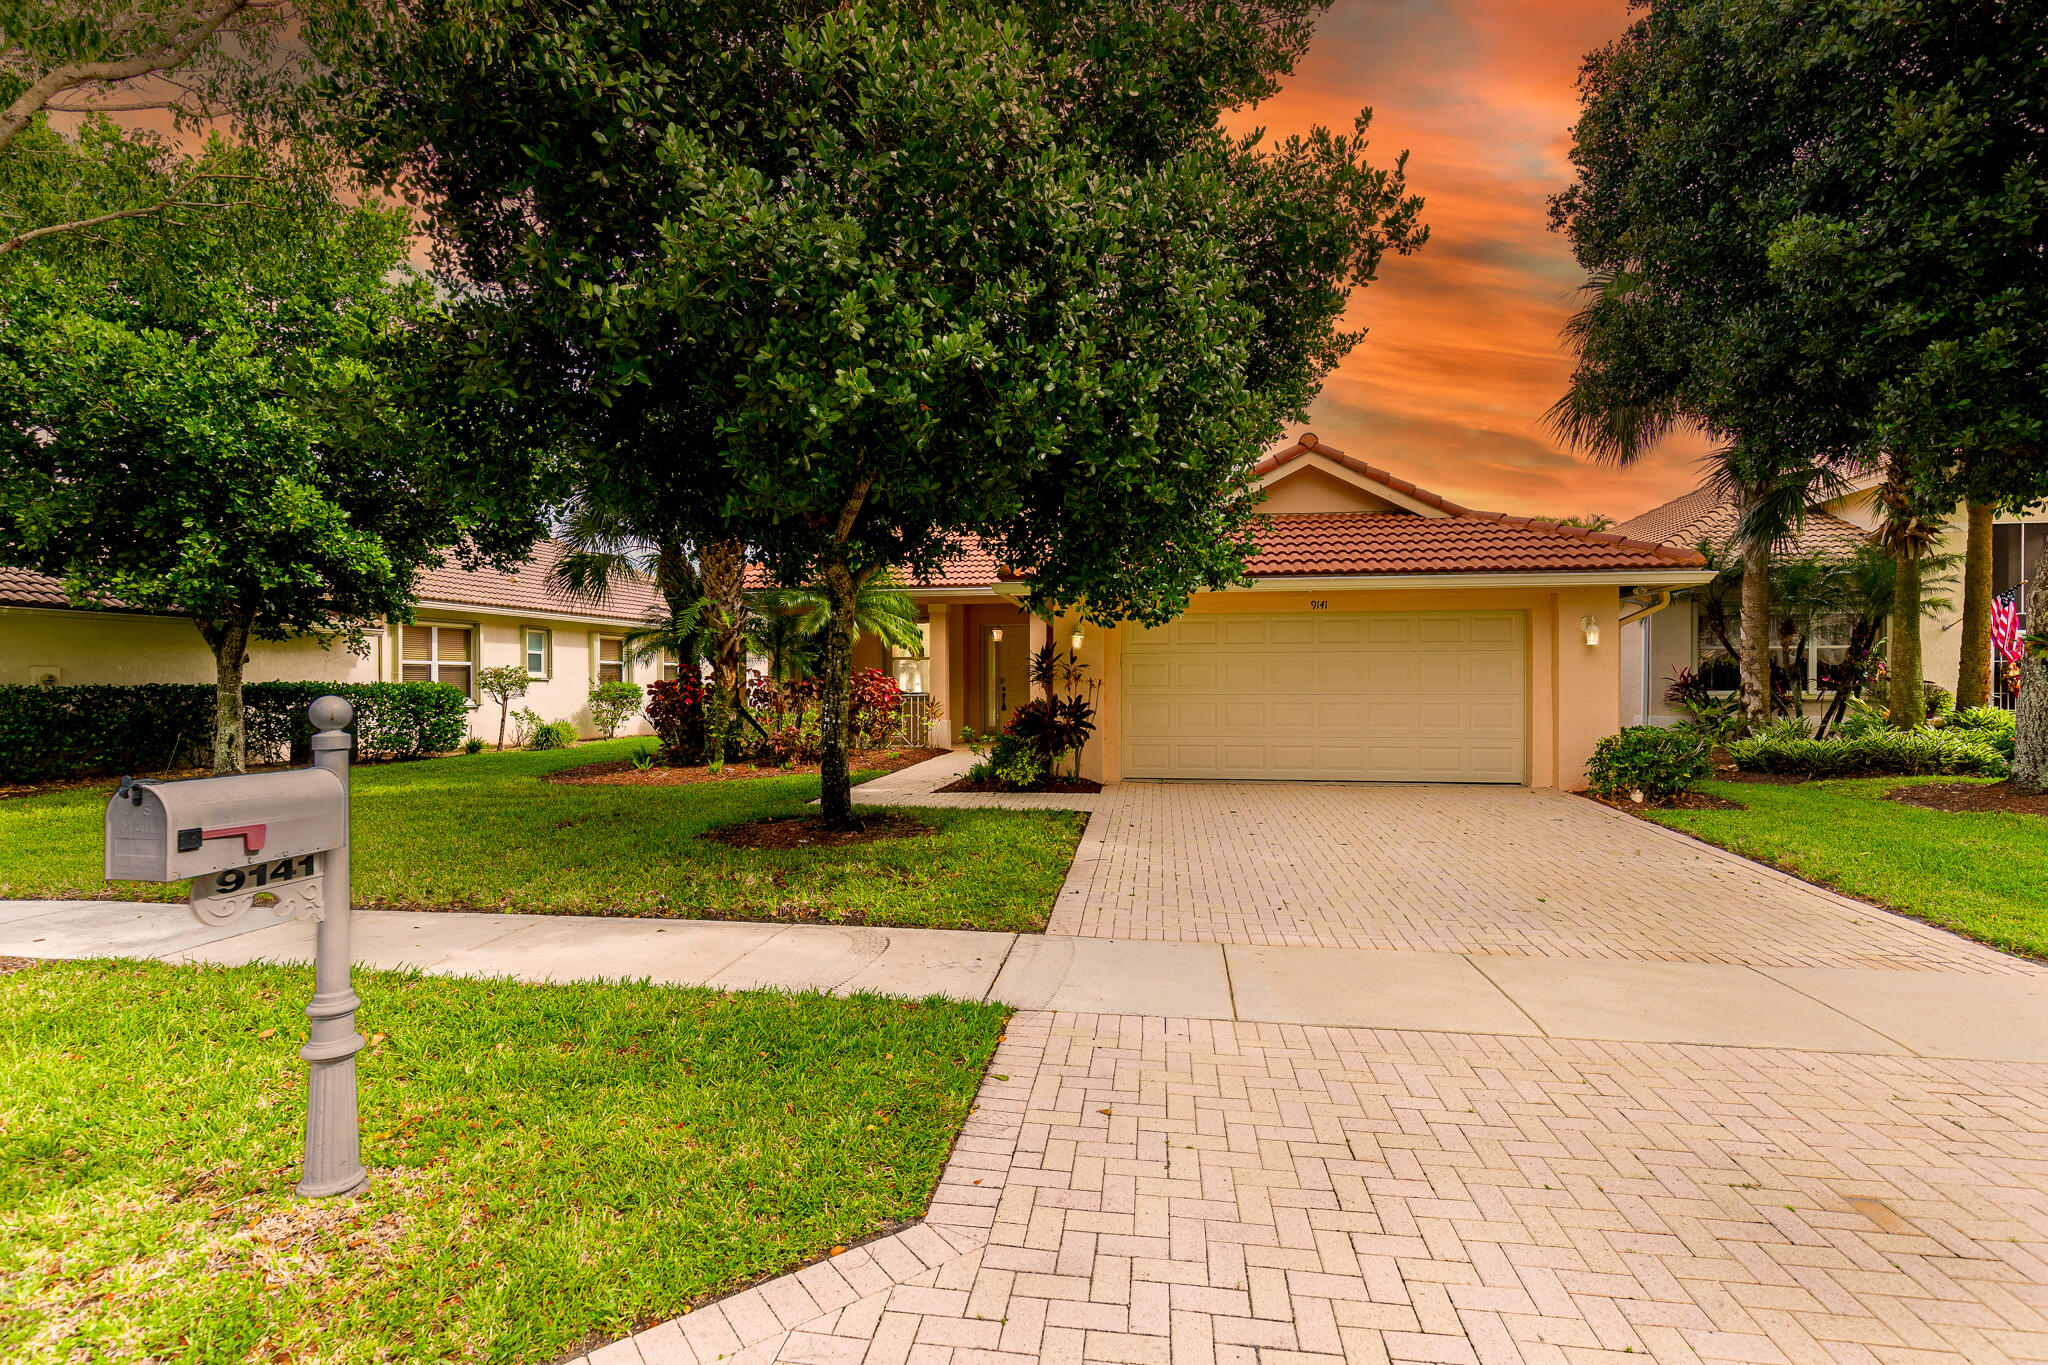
[926,604,953,748]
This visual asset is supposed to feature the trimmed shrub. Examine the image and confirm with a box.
[526,719,579,751]
[0,681,470,783]
[587,679,645,741]
[1725,729,2008,777]
[1923,681,1954,717]
[1585,725,1713,800]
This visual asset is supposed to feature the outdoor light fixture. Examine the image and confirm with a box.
[1070,631,1085,651]
[990,627,1004,642]
[1580,615,1600,647]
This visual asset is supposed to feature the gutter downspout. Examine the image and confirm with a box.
[1619,590,1675,724]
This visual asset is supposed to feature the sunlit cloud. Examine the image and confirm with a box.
[1231,0,1711,521]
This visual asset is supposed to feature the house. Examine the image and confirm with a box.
[0,542,667,740]
[1617,475,2048,725]
[867,435,1712,788]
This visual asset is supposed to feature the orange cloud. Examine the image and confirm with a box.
[1229,0,1713,521]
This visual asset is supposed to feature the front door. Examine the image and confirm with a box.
[984,628,1028,731]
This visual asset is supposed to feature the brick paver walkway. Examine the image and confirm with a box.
[1048,783,2013,972]
[591,1012,2048,1365]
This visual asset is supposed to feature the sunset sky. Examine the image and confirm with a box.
[1231,0,1715,522]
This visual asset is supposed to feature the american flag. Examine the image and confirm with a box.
[1992,589,2024,668]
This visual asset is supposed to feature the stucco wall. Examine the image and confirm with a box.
[1,605,656,742]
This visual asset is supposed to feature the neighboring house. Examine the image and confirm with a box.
[0,541,665,740]
[875,434,1712,789]
[1617,476,2048,725]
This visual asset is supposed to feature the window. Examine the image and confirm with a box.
[890,622,933,694]
[401,624,473,697]
[524,628,550,679]
[661,652,681,682]
[596,635,624,684]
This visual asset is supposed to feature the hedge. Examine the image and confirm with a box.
[0,681,472,783]
[1724,728,2009,778]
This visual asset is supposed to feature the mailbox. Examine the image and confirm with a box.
[105,767,345,883]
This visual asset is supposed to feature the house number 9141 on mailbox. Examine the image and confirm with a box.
[103,696,368,1200]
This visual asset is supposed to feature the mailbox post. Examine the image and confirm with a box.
[104,696,366,1198]
[299,696,365,1197]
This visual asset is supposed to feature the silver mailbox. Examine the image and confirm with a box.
[105,767,346,883]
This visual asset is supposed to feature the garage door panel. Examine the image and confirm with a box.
[1122,610,1526,783]
[1219,659,1265,688]
[1272,619,1316,645]
[1317,618,1366,645]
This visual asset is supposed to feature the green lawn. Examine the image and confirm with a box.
[1,959,1007,1364]
[0,740,1083,932]
[1648,776,2048,959]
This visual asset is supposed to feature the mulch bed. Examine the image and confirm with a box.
[1886,781,2048,817]
[0,956,41,975]
[548,747,949,787]
[1581,790,1746,814]
[938,777,1103,795]
[698,813,938,850]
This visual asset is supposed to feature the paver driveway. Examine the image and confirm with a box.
[1049,782,2012,972]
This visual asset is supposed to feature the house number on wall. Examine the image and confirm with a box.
[1309,600,1329,610]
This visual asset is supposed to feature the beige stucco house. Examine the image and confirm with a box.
[871,435,1713,790]
[0,542,666,740]
[1617,475,2046,726]
[5,436,1723,787]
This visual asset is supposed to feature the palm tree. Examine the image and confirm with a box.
[549,494,759,767]
[1874,458,1946,728]
[747,572,923,656]
[1548,272,1847,728]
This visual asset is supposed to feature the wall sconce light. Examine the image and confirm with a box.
[1070,631,1085,651]
[1580,615,1600,647]
[990,627,1003,643]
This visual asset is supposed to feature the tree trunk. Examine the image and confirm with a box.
[698,536,748,772]
[1737,536,1773,727]
[197,611,254,775]
[1956,501,1995,711]
[2014,558,2048,792]
[1888,549,1926,728]
[816,559,863,828]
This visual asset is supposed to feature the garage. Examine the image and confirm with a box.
[1120,610,1527,782]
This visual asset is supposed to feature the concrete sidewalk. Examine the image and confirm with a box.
[9,898,2048,1061]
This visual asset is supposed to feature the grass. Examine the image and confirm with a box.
[1,959,1008,1363]
[1647,775,2048,959]
[0,740,1084,932]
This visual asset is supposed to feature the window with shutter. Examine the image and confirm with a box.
[597,636,624,684]
[400,625,474,696]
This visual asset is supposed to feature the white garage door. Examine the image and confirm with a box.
[1121,611,1526,782]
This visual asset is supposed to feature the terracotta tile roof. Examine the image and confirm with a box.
[1247,512,1702,575]
[414,541,661,624]
[0,566,128,611]
[1616,486,1873,560]
[0,543,662,624]
[1249,434,1706,571]
[743,541,1005,591]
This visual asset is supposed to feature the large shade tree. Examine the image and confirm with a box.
[319,0,1425,822]
[1554,0,2048,735]
[0,133,548,771]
